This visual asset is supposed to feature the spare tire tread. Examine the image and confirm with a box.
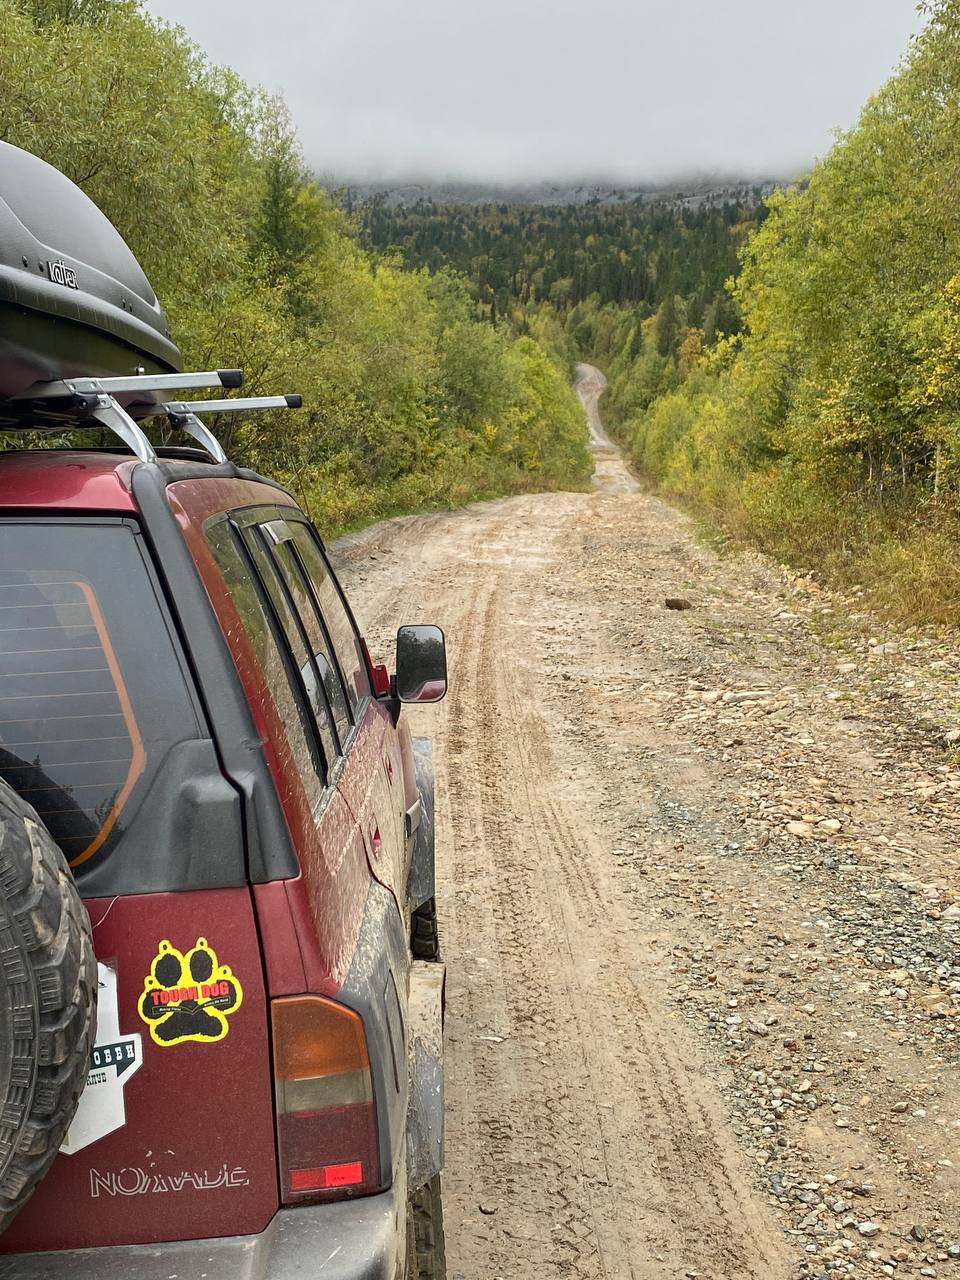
[0,781,96,1231]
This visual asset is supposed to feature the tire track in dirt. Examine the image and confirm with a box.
[458,579,609,1279]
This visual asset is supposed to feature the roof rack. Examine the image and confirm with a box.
[0,368,303,465]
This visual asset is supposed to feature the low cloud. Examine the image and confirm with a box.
[145,0,922,182]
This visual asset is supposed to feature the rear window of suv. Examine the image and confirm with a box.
[0,520,201,867]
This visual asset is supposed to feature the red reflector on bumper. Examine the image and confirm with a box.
[290,1161,364,1192]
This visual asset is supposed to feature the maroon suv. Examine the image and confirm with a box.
[0,145,448,1277]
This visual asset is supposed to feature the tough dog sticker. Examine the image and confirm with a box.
[138,938,242,1046]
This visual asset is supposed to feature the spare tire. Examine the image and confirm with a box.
[0,778,97,1233]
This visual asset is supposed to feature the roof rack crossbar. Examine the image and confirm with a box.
[147,394,303,416]
[25,369,245,399]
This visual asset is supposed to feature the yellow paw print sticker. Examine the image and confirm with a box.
[138,938,242,1047]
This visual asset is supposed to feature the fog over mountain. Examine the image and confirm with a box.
[337,177,783,210]
[145,0,922,183]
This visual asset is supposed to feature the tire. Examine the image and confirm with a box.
[408,1173,447,1280]
[410,897,441,962]
[0,778,97,1234]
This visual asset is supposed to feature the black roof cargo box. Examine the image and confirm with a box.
[0,141,181,401]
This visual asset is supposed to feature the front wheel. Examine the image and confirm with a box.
[408,1173,447,1279]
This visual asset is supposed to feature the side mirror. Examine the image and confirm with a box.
[395,624,448,704]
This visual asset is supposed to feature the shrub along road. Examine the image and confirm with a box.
[332,371,960,1279]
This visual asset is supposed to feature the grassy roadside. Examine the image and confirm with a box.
[631,463,960,630]
[597,382,960,630]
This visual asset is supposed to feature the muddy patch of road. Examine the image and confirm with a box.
[332,386,960,1279]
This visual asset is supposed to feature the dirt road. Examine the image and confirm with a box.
[332,368,960,1279]
[574,362,640,496]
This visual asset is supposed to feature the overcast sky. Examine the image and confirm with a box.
[143,0,923,183]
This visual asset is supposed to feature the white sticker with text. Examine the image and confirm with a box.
[62,962,143,1155]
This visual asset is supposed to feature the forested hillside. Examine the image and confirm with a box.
[595,0,960,622]
[359,199,758,333]
[0,0,590,530]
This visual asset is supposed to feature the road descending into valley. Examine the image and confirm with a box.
[332,366,960,1279]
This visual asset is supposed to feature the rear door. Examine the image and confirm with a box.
[201,502,405,955]
[0,518,278,1254]
[278,518,407,900]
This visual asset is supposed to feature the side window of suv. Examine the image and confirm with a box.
[241,528,342,778]
[205,519,332,797]
[257,525,353,752]
[287,522,372,717]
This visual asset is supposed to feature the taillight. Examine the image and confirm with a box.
[272,995,381,1203]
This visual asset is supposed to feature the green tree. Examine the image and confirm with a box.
[0,0,590,532]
